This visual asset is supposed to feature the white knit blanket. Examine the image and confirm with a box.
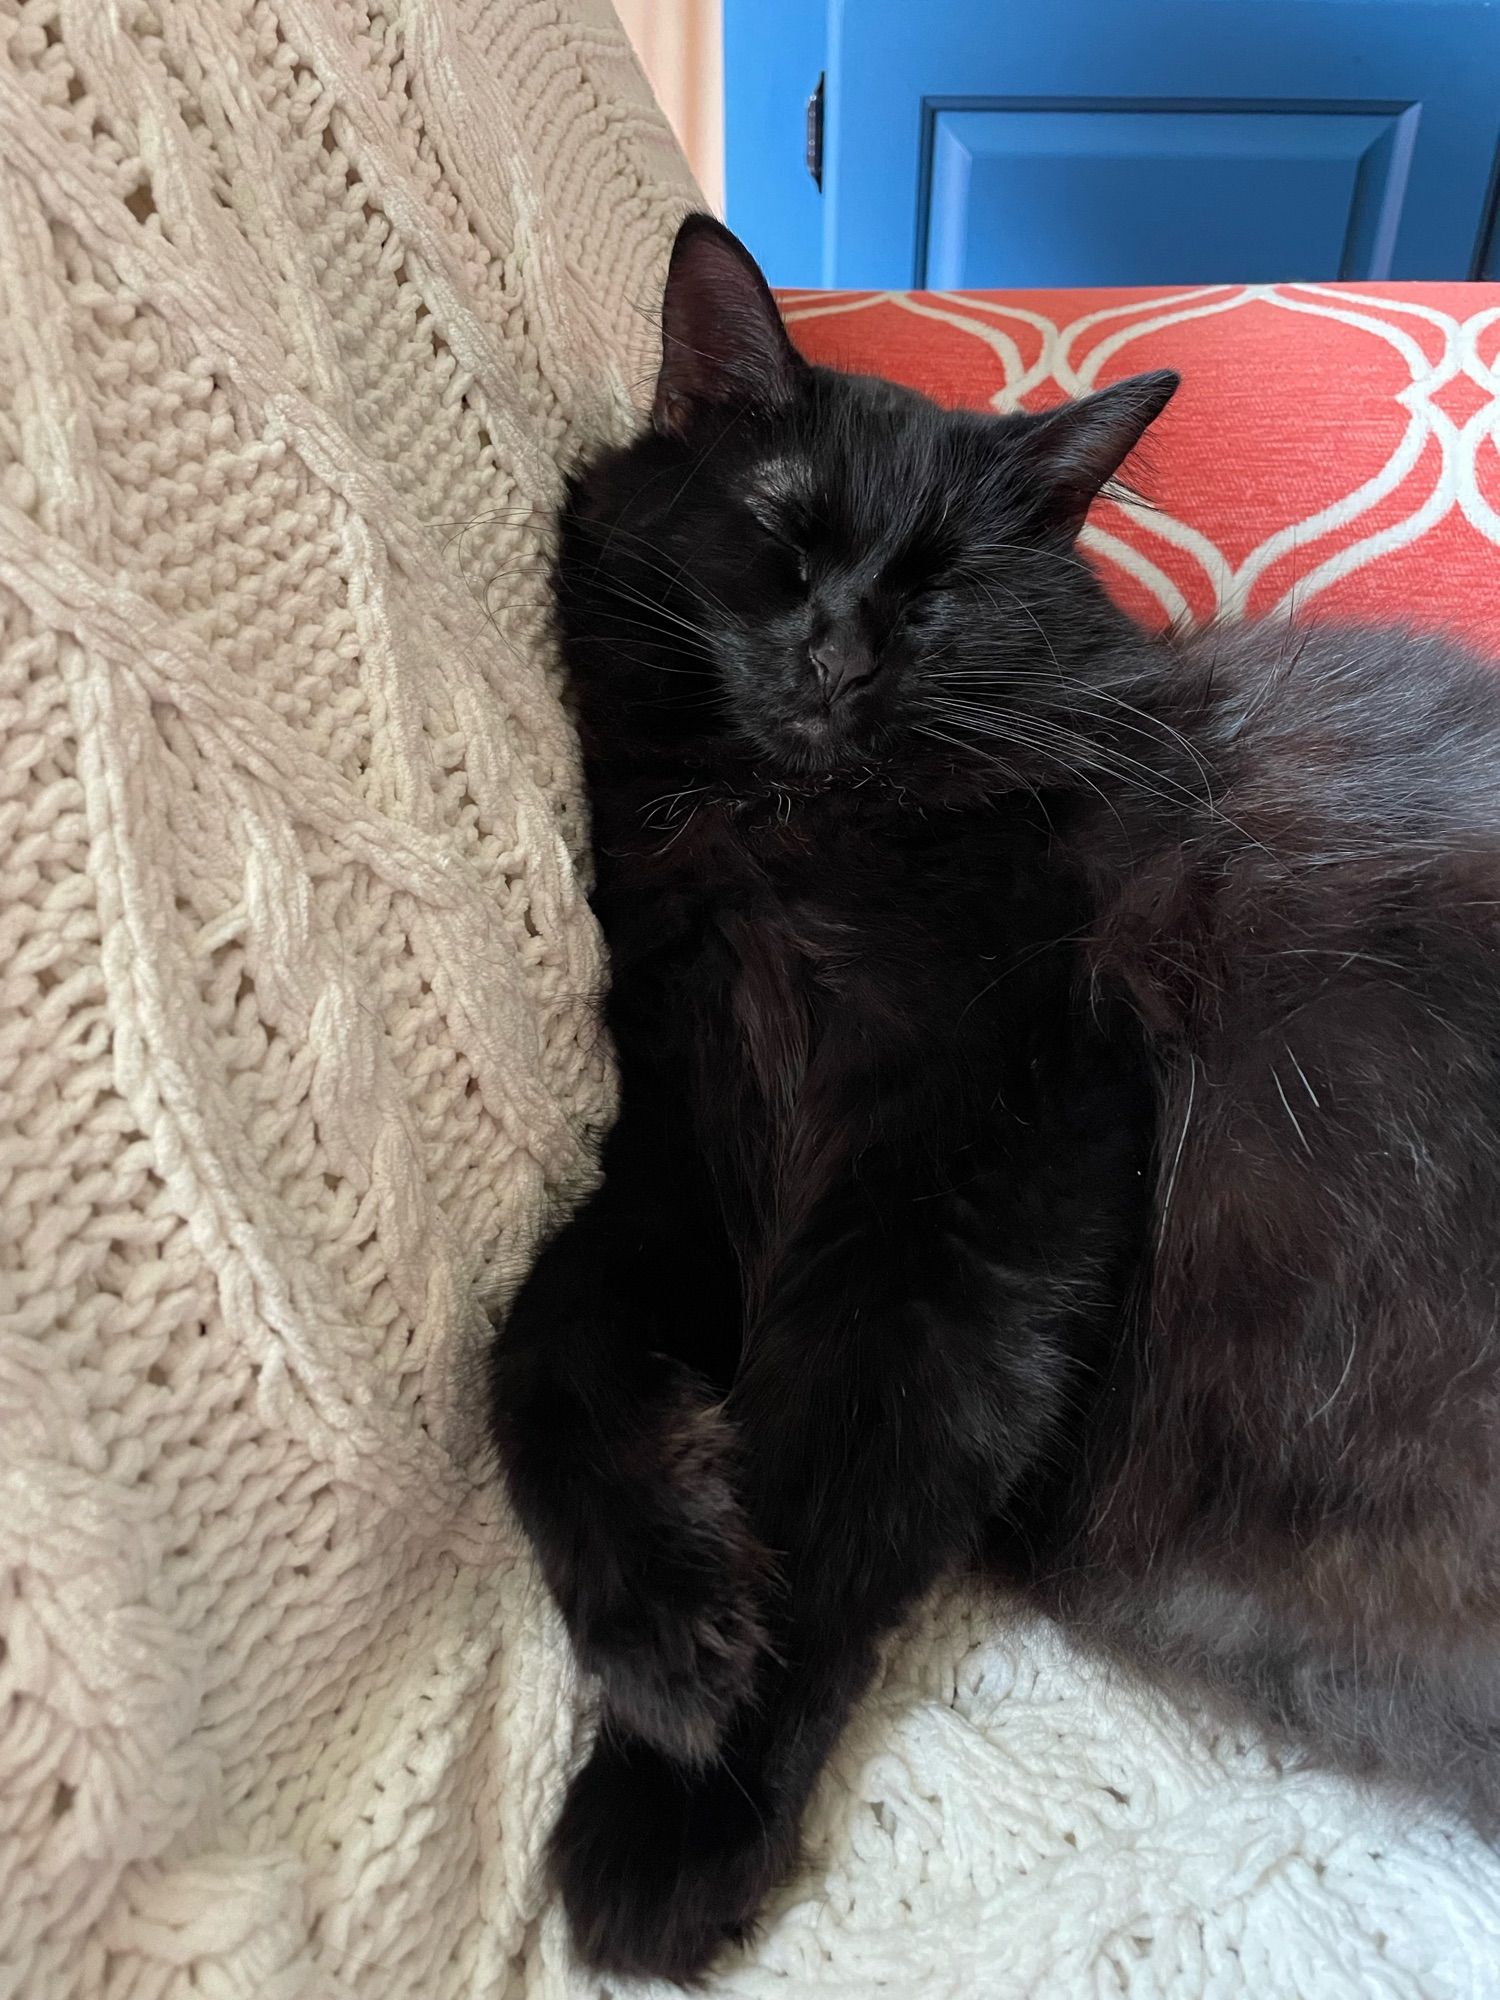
[3,4,1497,1995]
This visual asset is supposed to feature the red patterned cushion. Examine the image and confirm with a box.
[778,285,1500,652]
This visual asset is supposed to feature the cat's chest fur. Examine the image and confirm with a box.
[602,781,1031,987]
[595,780,1085,1144]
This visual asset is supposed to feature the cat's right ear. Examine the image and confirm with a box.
[1015,370,1181,533]
[652,214,805,440]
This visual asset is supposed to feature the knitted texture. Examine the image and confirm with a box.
[4,3,1500,1996]
[0,2,687,1993]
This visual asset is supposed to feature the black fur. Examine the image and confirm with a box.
[488,214,1500,1981]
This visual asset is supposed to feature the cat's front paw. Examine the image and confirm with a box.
[573,1395,771,1766]
[551,1735,790,1983]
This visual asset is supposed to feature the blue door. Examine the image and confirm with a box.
[724,0,1500,288]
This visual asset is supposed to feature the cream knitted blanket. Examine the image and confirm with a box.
[3,4,1498,1996]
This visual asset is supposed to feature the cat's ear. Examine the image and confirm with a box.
[653,214,805,440]
[1019,370,1180,531]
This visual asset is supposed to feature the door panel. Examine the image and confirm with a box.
[925,103,1419,286]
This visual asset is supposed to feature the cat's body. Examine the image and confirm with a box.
[489,215,1500,1981]
[1053,617,1500,1826]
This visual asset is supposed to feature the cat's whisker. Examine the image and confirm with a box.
[915,714,1125,827]
[954,536,1100,580]
[596,577,716,645]
[924,699,1201,818]
[574,615,708,651]
[1157,1052,1199,1233]
[1271,1067,1315,1158]
[574,626,711,671]
[929,663,1220,803]
[922,665,1211,764]
[596,580,730,653]
[950,563,1071,682]
[931,705,1208,810]
[579,641,710,680]
[583,519,738,617]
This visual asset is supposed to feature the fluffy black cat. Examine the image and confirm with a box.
[490,214,1500,1982]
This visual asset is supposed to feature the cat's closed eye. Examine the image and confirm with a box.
[876,541,946,597]
[879,557,946,619]
[742,502,810,585]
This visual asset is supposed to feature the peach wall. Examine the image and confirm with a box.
[615,0,724,213]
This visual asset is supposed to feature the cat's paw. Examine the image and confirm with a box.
[551,1734,789,1983]
[573,1394,771,1767]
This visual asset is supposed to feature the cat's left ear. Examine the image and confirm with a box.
[1018,370,1180,532]
[653,213,805,440]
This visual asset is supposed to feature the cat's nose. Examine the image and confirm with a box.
[809,635,877,704]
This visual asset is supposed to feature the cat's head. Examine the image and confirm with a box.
[557,214,1177,786]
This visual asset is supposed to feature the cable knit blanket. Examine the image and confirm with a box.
[3,3,1498,1995]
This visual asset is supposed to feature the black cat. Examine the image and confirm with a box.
[490,214,1500,1981]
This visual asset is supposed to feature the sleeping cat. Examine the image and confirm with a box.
[489,214,1500,1981]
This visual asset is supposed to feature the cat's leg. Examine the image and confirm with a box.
[551,1162,1077,1979]
[489,1114,766,1768]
